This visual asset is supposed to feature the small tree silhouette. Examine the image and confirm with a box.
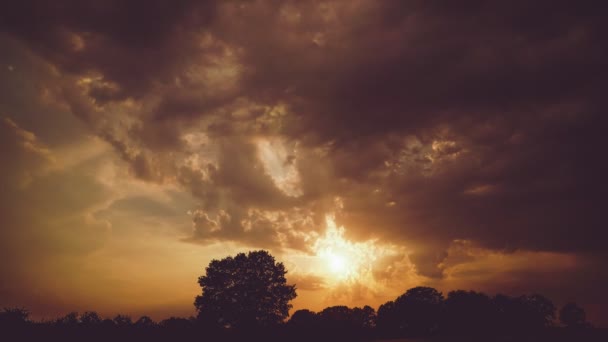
[517,294,556,330]
[113,314,133,328]
[194,250,297,329]
[80,311,102,326]
[0,307,30,328]
[134,315,156,328]
[289,309,318,327]
[560,302,587,328]
[56,312,80,327]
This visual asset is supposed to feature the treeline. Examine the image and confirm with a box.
[1,287,604,342]
[289,287,597,341]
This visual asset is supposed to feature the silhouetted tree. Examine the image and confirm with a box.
[160,317,191,330]
[194,250,297,329]
[316,305,375,340]
[376,300,399,336]
[318,305,355,330]
[393,286,444,336]
[134,315,156,329]
[288,309,319,328]
[56,312,80,327]
[0,307,30,328]
[113,314,132,328]
[493,294,518,333]
[352,305,376,329]
[444,290,494,335]
[80,311,102,326]
[100,318,116,329]
[518,294,556,330]
[287,309,320,340]
[560,302,587,328]
[493,293,556,334]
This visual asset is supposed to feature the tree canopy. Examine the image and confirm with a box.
[195,250,296,328]
[560,302,587,328]
[377,286,444,336]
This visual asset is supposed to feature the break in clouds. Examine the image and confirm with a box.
[1,0,607,324]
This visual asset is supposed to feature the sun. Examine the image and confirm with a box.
[312,215,373,281]
[322,249,354,280]
[328,252,348,274]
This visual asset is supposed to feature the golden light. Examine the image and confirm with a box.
[313,215,378,282]
[328,252,347,274]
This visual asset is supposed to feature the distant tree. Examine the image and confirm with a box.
[80,311,102,326]
[195,250,297,329]
[160,317,192,330]
[57,312,80,326]
[352,305,376,329]
[288,309,319,328]
[394,286,444,336]
[316,305,375,339]
[445,290,494,335]
[0,307,30,327]
[113,314,133,328]
[319,305,355,330]
[560,302,587,328]
[493,294,518,332]
[377,300,399,335]
[517,294,556,330]
[100,318,116,329]
[134,315,156,328]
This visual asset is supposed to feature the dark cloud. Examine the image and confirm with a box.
[1,0,219,99]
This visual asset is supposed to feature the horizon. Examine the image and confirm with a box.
[8,268,599,326]
[1,0,606,328]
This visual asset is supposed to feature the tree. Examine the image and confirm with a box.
[160,317,192,330]
[444,290,494,335]
[80,311,102,326]
[195,250,297,328]
[288,309,321,340]
[559,302,587,328]
[318,305,356,330]
[377,300,399,335]
[352,305,377,329]
[134,315,156,328]
[376,287,444,337]
[288,309,319,329]
[0,307,30,328]
[493,293,555,333]
[56,312,80,327]
[393,286,444,336]
[517,294,556,330]
[113,314,133,328]
[493,294,519,333]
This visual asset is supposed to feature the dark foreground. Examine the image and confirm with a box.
[2,323,606,342]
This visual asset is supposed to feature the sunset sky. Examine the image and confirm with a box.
[1,0,606,326]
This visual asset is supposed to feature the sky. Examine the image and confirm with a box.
[1,0,607,326]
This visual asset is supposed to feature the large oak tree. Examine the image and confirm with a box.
[195,250,296,328]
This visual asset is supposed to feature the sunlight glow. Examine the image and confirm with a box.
[313,215,382,282]
[328,252,347,273]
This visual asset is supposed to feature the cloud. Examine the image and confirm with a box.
[186,207,320,253]
[288,274,326,291]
